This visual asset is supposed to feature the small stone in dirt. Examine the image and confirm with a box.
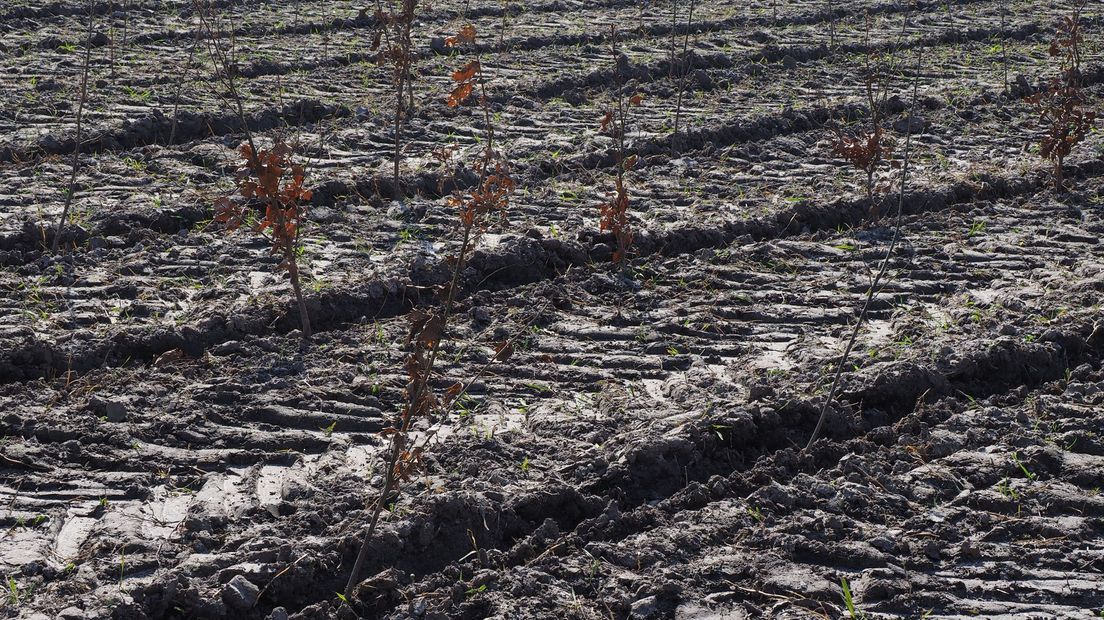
[311,207,338,224]
[662,356,692,371]
[922,540,942,561]
[56,607,85,620]
[429,36,449,55]
[280,477,314,501]
[387,200,410,218]
[88,396,128,422]
[692,68,713,90]
[88,237,108,250]
[590,243,613,262]
[266,607,289,620]
[469,306,492,325]
[893,114,928,134]
[61,440,81,460]
[175,429,208,444]
[561,88,587,106]
[210,341,243,356]
[671,157,699,171]
[222,574,260,610]
[630,595,659,618]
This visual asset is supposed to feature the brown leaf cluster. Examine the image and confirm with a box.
[213,139,310,268]
[1027,11,1097,187]
[596,93,642,264]
[830,127,895,177]
[599,178,633,264]
[446,26,481,108]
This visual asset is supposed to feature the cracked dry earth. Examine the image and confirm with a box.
[2,0,1104,618]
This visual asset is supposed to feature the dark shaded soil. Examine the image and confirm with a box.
[2,1,1103,619]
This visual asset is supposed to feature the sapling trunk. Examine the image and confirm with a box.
[196,0,313,340]
[673,0,696,136]
[376,0,419,190]
[669,0,678,76]
[345,29,511,601]
[169,29,200,145]
[52,0,95,253]
[285,242,312,340]
[108,0,116,78]
[121,0,130,54]
[807,33,924,450]
[999,0,1009,94]
[403,2,416,112]
[393,76,404,187]
[344,214,480,600]
[615,89,627,263]
[498,0,509,48]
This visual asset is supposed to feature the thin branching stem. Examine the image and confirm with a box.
[345,33,508,602]
[52,0,95,253]
[999,0,1009,94]
[673,0,696,136]
[169,29,200,145]
[806,33,924,451]
[195,0,312,339]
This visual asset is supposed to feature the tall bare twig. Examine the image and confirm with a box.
[195,0,314,339]
[51,0,96,253]
[343,24,514,601]
[806,30,924,450]
[169,28,201,145]
[998,0,1009,94]
[673,0,696,136]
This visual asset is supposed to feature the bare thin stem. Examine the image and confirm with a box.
[52,0,95,253]
[999,0,1009,94]
[169,28,200,145]
[669,0,678,76]
[195,0,312,340]
[806,38,924,451]
[673,0,696,136]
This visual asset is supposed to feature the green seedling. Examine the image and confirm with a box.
[840,577,867,619]
[1011,451,1037,481]
[997,477,1019,501]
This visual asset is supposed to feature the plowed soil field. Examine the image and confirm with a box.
[2,1,1103,618]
